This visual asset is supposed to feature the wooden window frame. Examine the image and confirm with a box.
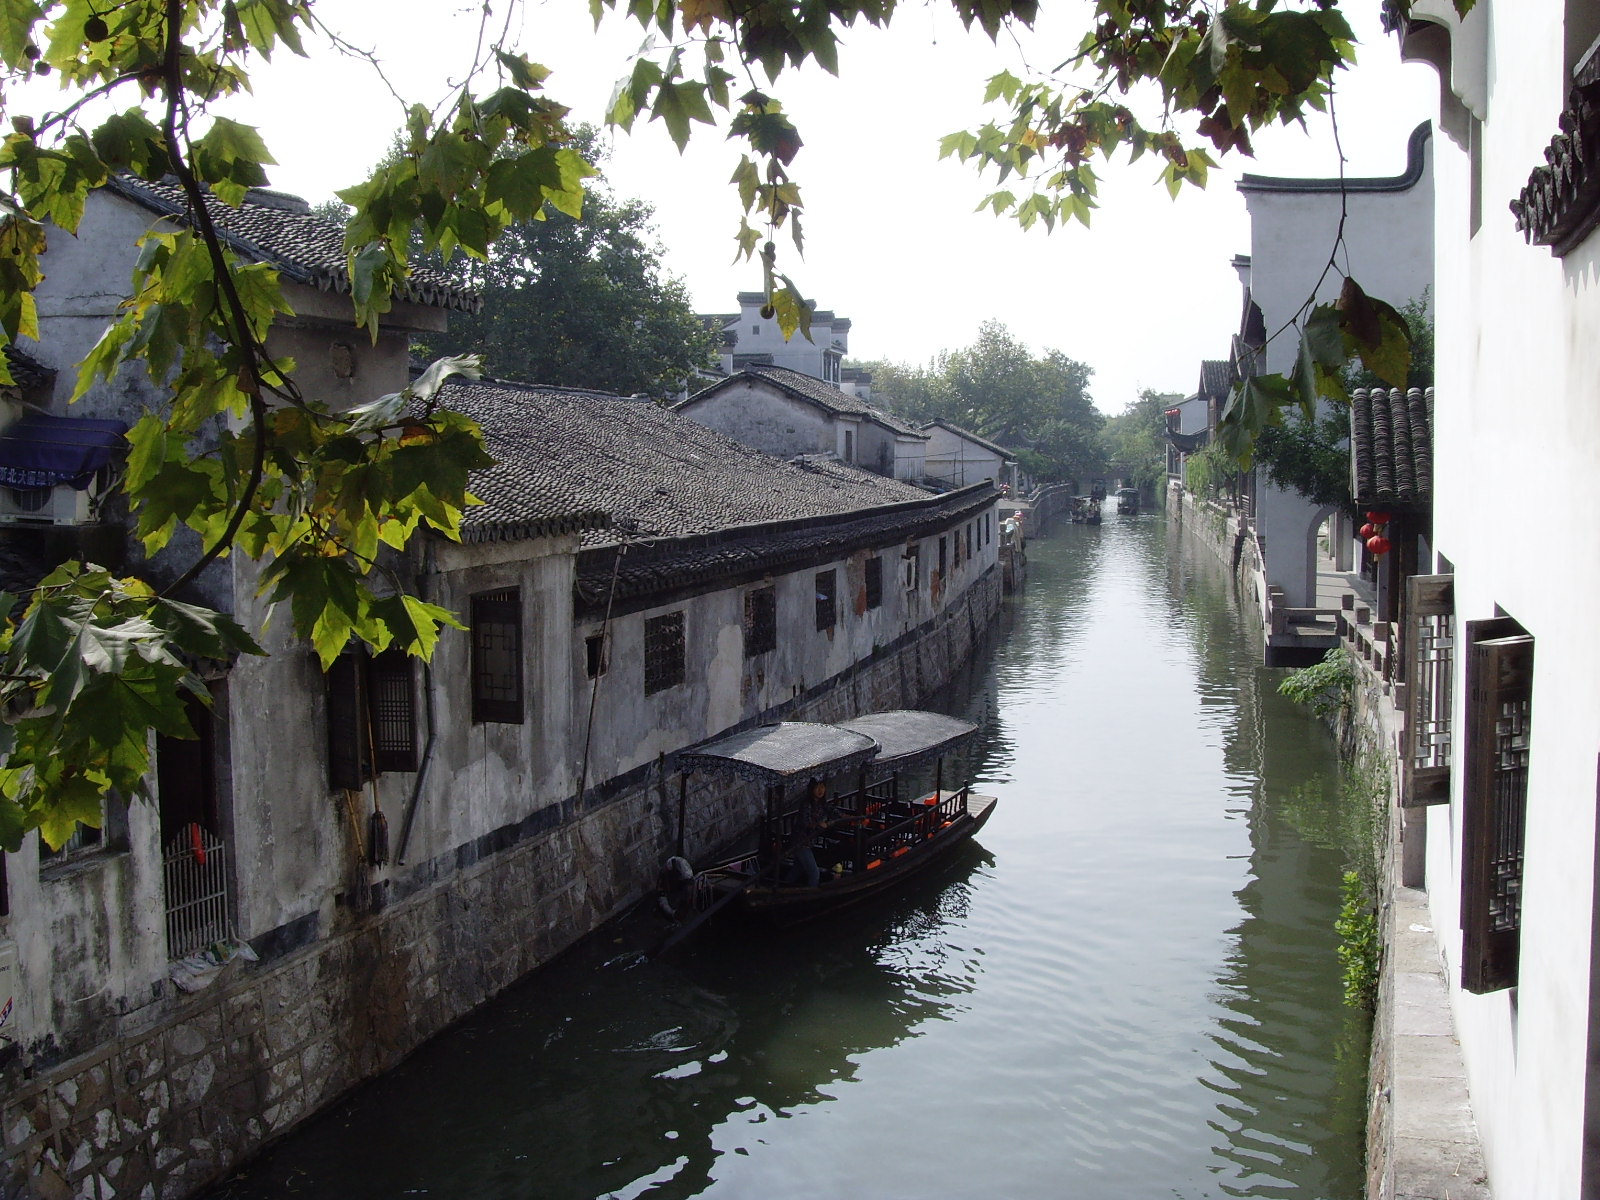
[1460,617,1534,994]
[327,646,419,789]
[644,611,686,695]
[471,589,524,724]
[1402,574,1455,806]
[744,586,777,657]
[815,569,837,632]
[864,556,883,611]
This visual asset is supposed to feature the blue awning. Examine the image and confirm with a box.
[0,414,129,491]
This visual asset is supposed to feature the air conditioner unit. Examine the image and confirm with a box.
[0,484,92,525]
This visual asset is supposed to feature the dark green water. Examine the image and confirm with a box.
[209,511,1366,1199]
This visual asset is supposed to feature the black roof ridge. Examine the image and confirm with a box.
[1238,122,1431,195]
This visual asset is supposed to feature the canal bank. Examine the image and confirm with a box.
[1166,481,1490,1199]
[203,511,1374,1200]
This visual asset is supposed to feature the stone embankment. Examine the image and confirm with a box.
[1,571,1003,1200]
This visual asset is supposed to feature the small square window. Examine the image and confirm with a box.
[815,570,837,631]
[744,587,777,657]
[645,611,686,695]
[471,589,524,724]
[865,556,883,610]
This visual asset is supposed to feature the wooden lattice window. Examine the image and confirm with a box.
[327,647,418,788]
[1461,618,1535,994]
[1403,575,1454,806]
[865,556,883,610]
[815,570,837,631]
[744,586,776,657]
[471,589,523,724]
[644,611,685,695]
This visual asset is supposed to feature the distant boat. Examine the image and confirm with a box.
[1116,487,1140,515]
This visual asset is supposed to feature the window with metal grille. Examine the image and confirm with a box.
[585,631,609,678]
[744,587,776,657]
[472,589,524,723]
[815,570,837,631]
[1403,575,1454,806]
[39,821,103,862]
[1460,617,1534,994]
[865,556,883,610]
[327,647,418,788]
[644,611,686,694]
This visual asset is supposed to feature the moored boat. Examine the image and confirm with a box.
[662,711,996,936]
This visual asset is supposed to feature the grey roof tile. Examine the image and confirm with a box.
[442,378,934,546]
[105,176,479,313]
[1351,387,1434,508]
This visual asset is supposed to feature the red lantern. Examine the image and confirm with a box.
[1366,535,1391,556]
[1365,511,1391,524]
[1359,523,1376,539]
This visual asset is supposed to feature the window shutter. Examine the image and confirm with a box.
[1460,623,1534,994]
[368,649,418,773]
[326,652,368,790]
[1402,574,1454,806]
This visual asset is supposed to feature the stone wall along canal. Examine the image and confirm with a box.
[207,506,1368,1200]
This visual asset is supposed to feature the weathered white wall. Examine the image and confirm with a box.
[677,378,835,459]
[572,504,1001,804]
[1417,4,1599,1194]
[923,426,1007,488]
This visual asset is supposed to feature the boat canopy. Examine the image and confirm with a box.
[677,721,879,784]
[833,710,977,770]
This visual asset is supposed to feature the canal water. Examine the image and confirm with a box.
[208,509,1367,1200]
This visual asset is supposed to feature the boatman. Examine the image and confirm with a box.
[789,779,835,887]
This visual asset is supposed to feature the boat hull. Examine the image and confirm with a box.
[734,795,997,926]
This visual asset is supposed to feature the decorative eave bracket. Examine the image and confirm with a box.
[1512,56,1600,257]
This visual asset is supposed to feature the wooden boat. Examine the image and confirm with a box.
[665,711,997,931]
[1116,486,1140,514]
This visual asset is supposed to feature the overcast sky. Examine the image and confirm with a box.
[185,2,1436,412]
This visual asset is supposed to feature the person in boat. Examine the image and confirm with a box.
[786,779,837,887]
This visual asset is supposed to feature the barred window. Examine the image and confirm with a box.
[744,587,777,657]
[472,589,523,724]
[644,611,686,695]
[864,556,883,610]
[815,570,837,631]
[1460,616,1534,994]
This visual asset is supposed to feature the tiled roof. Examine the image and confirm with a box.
[2,346,54,393]
[575,480,997,614]
[1351,387,1433,509]
[921,419,1015,460]
[685,366,927,438]
[440,377,934,547]
[104,176,479,313]
[1198,360,1232,399]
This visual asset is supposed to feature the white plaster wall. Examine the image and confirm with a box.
[571,508,1000,793]
[923,426,1006,487]
[718,295,848,379]
[1420,6,1600,1193]
[678,381,834,458]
